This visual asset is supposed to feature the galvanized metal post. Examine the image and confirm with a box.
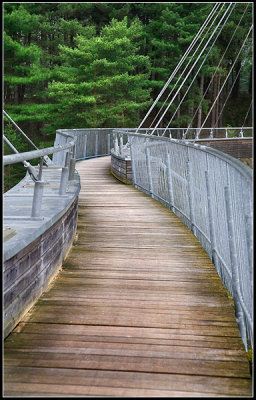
[31,157,45,218]
[95,133,98,157]
[83,134,87,159]
[146,147,153,195]
[166,150,174,211]
[59,152,70,195]
[68,149,76,181]
[107,133,111,155]
[119,134,123,156]
[224,185,248,351]
[186,160,196,234]
[38,156,44,181]
[129,136,136,186]
[31,181,44,218]
[114,134,119,154]
[205,170,218,267]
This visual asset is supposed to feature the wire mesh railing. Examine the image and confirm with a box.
[4,125,253,350]
[114,127,253,139]
[119,131,253,351]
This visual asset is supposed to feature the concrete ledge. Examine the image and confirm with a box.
[3,166,80,338]
[110,152,132,184]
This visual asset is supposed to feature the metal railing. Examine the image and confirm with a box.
[115,130,252,350]
[53,129,115,165]
[114,127,253,139]
[3,131,77,219]
[52,127,253,165]
[4,126,253,350]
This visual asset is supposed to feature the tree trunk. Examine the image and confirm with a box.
[215,74,221,128]
[211,75,218,128]
[218,76,223,127]
[197,74,204,128]
[249,66,252,94]
[231,61,241,98]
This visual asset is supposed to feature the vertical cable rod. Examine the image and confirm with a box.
[135,2,221,133]
[151,3,234,135]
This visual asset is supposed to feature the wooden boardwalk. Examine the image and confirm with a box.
[4,157,252,397]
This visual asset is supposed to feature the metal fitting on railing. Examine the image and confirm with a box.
[119,135,123,156]
[31,157,45,218]
[68,149,76,181]
[114,134,119,154]
[59,152,70,195]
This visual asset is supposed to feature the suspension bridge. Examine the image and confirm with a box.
[3,3,253,397]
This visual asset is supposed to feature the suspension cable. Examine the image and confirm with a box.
[184,3,250,134]
[151,3,234,135]
[242,100,252,128]
[3,110,52,166]
[162,3,236,135]
[148,2,224,132]
[198,25,253,134]
[3,135,39,182]
[213,49,251,128]
[135,2,221,133]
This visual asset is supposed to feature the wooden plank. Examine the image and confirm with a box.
[4,350,250,378]
[4,367,252,396]
[4,156,251,397]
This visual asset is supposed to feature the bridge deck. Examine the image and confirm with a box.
[4,157,251,397]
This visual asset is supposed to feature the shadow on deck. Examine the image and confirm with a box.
[4,156,252,397]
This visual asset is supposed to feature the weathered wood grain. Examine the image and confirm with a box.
[4,156,251,397]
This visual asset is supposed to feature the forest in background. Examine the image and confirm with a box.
[3,2,253,190]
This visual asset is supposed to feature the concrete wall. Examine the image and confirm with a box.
[3,167,80,338]
[111,153,132,184]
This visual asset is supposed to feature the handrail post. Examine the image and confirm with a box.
[31,157,44,218]
[129,136,137,186]
[107,133,111,155]
[59,152,70,195]
[119,134,123,156]
[83,134,87,159]
[224,185,248,351]
[205,170,217,268]
[146,147,153,195]
[166,149,174,211]
[186,160,196,234]
[68,147,76,181]
[95,132,98,157]
[114,133,119,154]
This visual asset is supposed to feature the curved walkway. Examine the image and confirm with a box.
[4,157,251,397]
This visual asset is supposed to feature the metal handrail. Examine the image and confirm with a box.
[4,131,77,219]
[3,137,76,166]
[113,127,253,139]
[117,129,253,351]
[116,131,252,180]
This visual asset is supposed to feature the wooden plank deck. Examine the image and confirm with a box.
[4,156,252,397]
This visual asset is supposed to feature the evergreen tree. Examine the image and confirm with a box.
[46,17,152,131]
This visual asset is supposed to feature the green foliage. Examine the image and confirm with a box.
[46,17,152,131]
[3,122,29,192]
[3,2,253,152]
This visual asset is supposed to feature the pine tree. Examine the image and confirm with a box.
[46,17,152,131]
